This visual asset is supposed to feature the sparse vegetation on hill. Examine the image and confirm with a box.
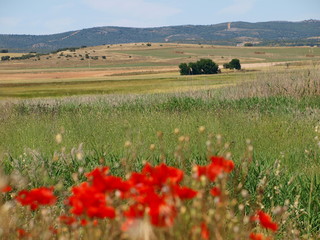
[1,20,320,52]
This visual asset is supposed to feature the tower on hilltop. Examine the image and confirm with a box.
[227,22,231,30]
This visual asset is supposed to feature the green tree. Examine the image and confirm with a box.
[229,59,241,70]
[179,63,189,75]
[224,59,241,70]
[188,62,200,75]
[196,59,219,74]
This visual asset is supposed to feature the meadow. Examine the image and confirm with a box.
[0,43,320,239]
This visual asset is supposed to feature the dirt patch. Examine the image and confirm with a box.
[241,62,292,69]
[0,66,178,83]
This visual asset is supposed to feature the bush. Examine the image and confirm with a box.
[224,58,241,70]
[179,59,219,75]
[179,63,189,75]
[1,49,8,53]
[223,63,230,69]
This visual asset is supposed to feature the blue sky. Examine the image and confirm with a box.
[0,0,319,35]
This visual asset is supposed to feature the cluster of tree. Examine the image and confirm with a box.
[179,59,219,75]
[223,59,241,70]
[1,49,8,53]
[1,56,10,61]
[10,53,44,61]
[1,53,47,61]
[50,46,87,54]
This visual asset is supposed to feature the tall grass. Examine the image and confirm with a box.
[217,67,320,99]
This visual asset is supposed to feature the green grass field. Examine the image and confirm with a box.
[0,71,254,98]
[0,44,320,239]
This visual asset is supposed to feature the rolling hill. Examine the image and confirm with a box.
[1,20,320,52]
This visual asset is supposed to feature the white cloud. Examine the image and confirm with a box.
[83,0,180,22]
[219,0,256,15]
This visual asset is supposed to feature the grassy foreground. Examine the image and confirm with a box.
[0,67,320,239]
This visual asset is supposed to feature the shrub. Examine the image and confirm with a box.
[179,63,189,75]
[224,59,241,70]
[223,63,230,69]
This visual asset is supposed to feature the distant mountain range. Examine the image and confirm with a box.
[1,20,320,52]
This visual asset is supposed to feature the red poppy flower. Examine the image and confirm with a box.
[75,163,197,228]
[80,219,88,226]
[59,215,77,225]
[194,165,207,179]
[210,156,235,173]
[173,185,198,199]
[16,187,56,210]
[142,163,184,186]
[17,228,30,238]
[1,185,12,193]
[201,222,210,239]
[251,211,278,232]
[194,156,235,182]
[257,211,278,232]
[210,187,221,197]
[249,233,264,240]
[86,167,131,193]
[49,226,58,234]
[123,203,145,219]
[207,163,224,182]
[148,195,177,227]
[68,182,115,219]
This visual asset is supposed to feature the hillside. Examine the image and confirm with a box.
[1,20,320,52]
